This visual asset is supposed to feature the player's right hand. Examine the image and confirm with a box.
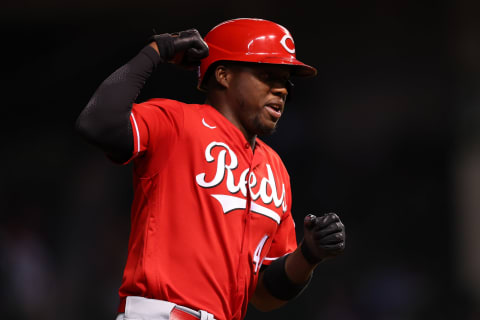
[149,29,209,69]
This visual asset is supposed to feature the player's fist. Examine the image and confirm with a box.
[300,213,345,265]
[149,29,209,69]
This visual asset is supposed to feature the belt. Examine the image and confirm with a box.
[118,296,215,320]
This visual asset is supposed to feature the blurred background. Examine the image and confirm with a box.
[1,1,480,319]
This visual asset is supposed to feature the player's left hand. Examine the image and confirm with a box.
[300,212,346,265]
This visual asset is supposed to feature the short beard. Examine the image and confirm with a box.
[254,116,278,137]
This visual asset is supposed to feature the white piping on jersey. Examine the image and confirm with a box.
[202,118,216,129]
[265,251,291,262]
[263,256,279,261]
[210,194,281,224]
[130,112,141,154]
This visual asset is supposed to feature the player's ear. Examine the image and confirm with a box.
[214,64,231,89]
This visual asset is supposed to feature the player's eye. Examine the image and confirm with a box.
[258,72,290,87]
[257,72,271,82]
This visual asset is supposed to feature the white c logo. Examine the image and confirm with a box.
[280,34,295,54]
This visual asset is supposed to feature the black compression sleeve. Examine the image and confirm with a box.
[76,45,161,162]
[262,254,312,301]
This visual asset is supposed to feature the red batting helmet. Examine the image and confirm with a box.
[198,18,317,91]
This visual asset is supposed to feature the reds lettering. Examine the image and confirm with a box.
[196,141,287,214]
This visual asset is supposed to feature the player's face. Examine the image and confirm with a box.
[227,64,290,139]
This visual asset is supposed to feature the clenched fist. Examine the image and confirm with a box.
[149,29,209,69]
[300,213,346,265]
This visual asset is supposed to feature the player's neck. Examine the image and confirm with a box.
[205,98,257,151]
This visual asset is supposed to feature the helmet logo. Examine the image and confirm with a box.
[280,34,295,54]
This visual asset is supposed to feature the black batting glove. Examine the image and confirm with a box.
[148,29,209,69]
[300,212,346,265]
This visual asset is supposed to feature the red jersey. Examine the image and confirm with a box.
[118,98,297,320]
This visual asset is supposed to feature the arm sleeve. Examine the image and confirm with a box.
[75,45,161,163]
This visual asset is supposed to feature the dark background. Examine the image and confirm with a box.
[2,1,480,319]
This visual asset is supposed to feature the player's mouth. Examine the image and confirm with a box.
[265,103,283,120]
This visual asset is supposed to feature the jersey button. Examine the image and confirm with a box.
[244,143,250,149]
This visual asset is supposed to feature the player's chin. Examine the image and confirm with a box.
[257,121,278,136]
[253,114,280,136]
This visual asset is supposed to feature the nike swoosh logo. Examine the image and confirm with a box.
[202,118,216,129]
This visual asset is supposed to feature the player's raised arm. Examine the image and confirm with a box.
[75,29,208,163]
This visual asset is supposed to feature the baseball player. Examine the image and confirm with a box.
[76,18,346,320]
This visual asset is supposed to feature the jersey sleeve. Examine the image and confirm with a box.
[123,98,185,175]
[262,178,297,266]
